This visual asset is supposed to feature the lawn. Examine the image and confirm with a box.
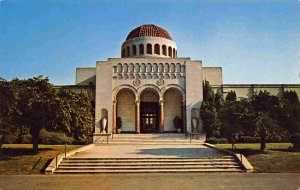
[216,143,300,173]
[0,144,83,174]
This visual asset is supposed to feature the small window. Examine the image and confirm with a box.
[154,44,160,55]
[147,44,152,54]
[139,44,144,55]
[162,45,167,56]
[132,45,137,56]
[168,46,172,57]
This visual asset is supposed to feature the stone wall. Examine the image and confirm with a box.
[76,68,96,85]
[116,89,136,132]
[202,67,223,85]
[212,84,300,100]
[164,89,182,132]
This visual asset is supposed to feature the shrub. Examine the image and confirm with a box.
[239,136,261,143]
[267,135,282,143]
[206,137,228,144]
[39,130,74,145]
[290,134,300,151]
[22,134,32,144]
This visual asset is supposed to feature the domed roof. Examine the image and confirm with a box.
[126,24,172,41]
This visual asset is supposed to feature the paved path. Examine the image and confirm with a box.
[70,144,226,158]
[0,173,299,190]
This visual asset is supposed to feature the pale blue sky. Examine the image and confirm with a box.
[0,0,299,85]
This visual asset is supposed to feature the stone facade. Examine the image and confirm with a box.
[71,24,300,143]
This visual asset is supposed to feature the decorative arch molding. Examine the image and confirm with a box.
[161,84,185,101]
[137,84,162,100]
[113,84,137,101]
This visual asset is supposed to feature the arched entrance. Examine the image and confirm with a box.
[140,88,159,133]
[163,88,184,132]
[116,88,136,132]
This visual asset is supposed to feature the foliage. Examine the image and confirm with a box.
[290,134,300,151]
[255,112,280,152]
[57,89,94,144]
[12,76,62,153]
[0,78,19,158]
[206,137,228,144]
[0,76,95,154]
[239,136,261,143]
[39,129,74,145]
[218,99,256,138]
[225,90,237,102]
[203,80,215,104]
[280,91,300,136]
[214,91,224,112]
[283,90,299,104]
[200,102,220,138]
[251,91,281,118]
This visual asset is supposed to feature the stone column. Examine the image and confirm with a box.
[135,100,140,134]
[159,100,164,133]
[182,101,186,134]
[112,100,117,133]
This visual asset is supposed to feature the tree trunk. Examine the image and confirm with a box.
[260,137,267,152]
[31,128,41,154]
[32,136,39,154]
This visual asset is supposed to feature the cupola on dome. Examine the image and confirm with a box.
[126,24,172,41]
[121,24,177,58]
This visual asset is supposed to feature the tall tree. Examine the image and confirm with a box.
[14,76,61,153]
[225,90,237,102]
[203,80,215,104]
[219,99,256,139]
[0,78,19,159]
[214,91,224,112]
[200,102,220,138]
[255,112,279,152]
[57,89,94,144]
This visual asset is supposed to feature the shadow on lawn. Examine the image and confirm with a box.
[223,148,262,156]
[2,147,52,157]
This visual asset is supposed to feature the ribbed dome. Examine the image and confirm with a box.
[126,24,172,41]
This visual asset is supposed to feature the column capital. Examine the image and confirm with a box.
[135,100,140,104]
[113,100,117,103]
[159,100,164,104]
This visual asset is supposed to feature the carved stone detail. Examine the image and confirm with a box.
[133,79,141,87]
[157,79,165,86]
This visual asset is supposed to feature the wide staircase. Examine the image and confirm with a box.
[54,156,245,173]
[53,134,246,173]
[99,133,205,145]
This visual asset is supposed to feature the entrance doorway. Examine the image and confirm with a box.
[140,88,160,133]
[140,102,158,133]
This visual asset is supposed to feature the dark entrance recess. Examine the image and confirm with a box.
[140,102,159,133]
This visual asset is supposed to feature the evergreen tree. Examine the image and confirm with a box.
[225,90,237,102]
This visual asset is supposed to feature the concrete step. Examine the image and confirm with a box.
[57,165,241,170]
[63,157,235,162]
[104,142,203,145]
[54,155,245,174]
[54,168,245,174]
[59,162,239,166]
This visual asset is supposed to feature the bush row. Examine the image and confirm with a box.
[206,135,288,144]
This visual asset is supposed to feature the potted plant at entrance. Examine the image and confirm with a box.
[173,116,183,133]
[116,117,122,134]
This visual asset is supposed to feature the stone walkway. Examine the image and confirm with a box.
[70,144,226,158]
[1,173,299,190]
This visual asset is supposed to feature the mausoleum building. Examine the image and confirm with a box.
[74,24,300,142]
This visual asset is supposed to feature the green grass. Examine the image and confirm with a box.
[216,143,300,173]
[0,144,83,174]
